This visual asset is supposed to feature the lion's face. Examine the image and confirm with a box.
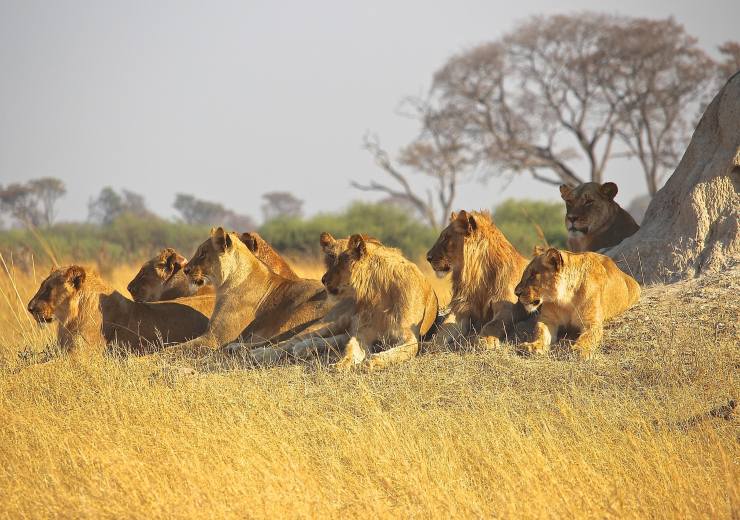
[27,266,86,324]
[183,229,234,289]
[515,249,563,312]
[319,232,350,271]
[560,182,619,238]
[426,211,475,278]
[321,234,366,296]
[127,248,186,302]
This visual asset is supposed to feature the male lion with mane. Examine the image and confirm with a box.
[27,265,213,355]
[322,234,438,370]
[127,232,296,302]
[560,182,639,252]
[163,227,331,358]
[426,210,532,347]
[514,248,641,359]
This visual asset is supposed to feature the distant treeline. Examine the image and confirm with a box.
[0,200,565,268]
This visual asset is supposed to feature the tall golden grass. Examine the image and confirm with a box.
[0,255,737,519]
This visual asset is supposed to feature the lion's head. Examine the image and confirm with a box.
[127,248,187,302]
[426,210,482,278]
[560,182,620,239]
[28,265,87,324]
[321,234,367,296]
[514,248,564,313]
[183,227,244,289]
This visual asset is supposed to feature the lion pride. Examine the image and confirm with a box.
[426,210,532,346]
[322,234,438,370]
[27,265,213,355]
[560,182,639,252]
[514,248,641,359]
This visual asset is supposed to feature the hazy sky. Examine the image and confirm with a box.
[0,0,737,224]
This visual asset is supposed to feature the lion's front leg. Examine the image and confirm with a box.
[289,333,348,361]
[333,336,371,371]
[572,322,603,360]
[516,321,555,355]
[432,313,470,349]
[365,329,419,371]
[163,334,219,359]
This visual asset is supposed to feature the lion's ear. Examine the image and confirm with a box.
[348,234,367,259]
[164,250,186,274]
[532,245,545,257]
[544,248,563,270]
[319,232,335,251]
[240,232,258,253]
[456,210,476,234]
[600,182,618,200]
[449,212,457,222]
[65,265,86,290]
[559,184,574,200]
[211,227,232,252]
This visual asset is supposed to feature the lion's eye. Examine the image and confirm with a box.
[584,200,593,206]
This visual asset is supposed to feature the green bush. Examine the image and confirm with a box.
[259,202,438,259]
[493,199,566,255]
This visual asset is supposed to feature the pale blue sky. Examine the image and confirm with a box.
[0,0,737,223]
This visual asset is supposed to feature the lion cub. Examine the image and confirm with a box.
[514,248,641,359]
[322,234,438,370]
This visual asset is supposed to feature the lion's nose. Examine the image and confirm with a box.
[426,253,433,263]
[321,274,327,286]
[514,286,523,297]
[566,214,577,223]
[183,266,191,275]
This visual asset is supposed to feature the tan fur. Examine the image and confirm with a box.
[127,248,214,302]
[164,227,331,358]
[128,234,296,302]
[426,210,531,346]
[27,266,214,355]
[323,234,438,370]
[560,182,640,252]
[514,248,641,359]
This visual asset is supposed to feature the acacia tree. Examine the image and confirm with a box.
[362,13,727,204]
[600,18,715,195]
[355,99,475,229]
[261,191,304,221]
[88,187,153,225]
[173,193,255,230]
[28,177,66,226]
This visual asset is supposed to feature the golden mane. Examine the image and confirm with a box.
[450,211,526,322]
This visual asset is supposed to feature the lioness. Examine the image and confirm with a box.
[514,248,641,359]
[560,182,639,252]
[164,227,331,358]
[127,248,214,302]
[127,232,296,302]
[426,210,531,346]
[27,265,213,355]
[322,234,438,370]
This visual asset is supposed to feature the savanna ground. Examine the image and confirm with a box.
[0,254,738,519]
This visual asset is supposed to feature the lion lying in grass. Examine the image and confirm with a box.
[163,227,331,358]
[27,265,214,355]
[514,248,641,359]
[322,234,438,370]
[127,232,296,302]
[426,210,532,347]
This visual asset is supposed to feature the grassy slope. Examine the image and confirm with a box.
[0,260,737,519]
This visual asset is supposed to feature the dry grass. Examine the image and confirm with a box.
[0,255,738,519]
